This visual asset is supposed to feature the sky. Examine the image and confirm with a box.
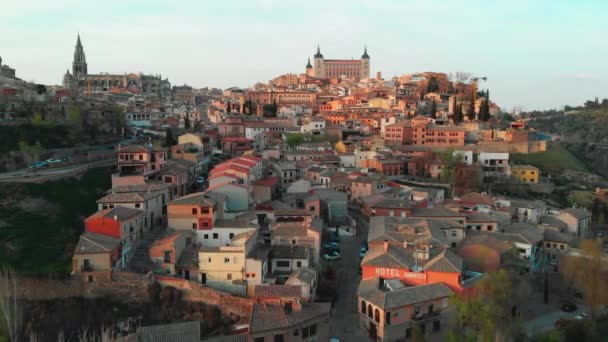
[1,0,607,111]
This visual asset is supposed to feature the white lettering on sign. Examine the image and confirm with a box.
[374,268,425,279]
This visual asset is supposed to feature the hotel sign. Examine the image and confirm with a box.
[374,267,425,279]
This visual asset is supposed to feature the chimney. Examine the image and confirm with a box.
[384,239,389,252]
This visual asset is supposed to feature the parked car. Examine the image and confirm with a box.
[45,159,64,164]
[359,249,367,258]
[323,251,341,261]
[561,301,577,312]
[196,176,205,184]
[360,240,368,251]
[550,258,558,266]
[323,242,339,249]
[574,312,589,320]
[29,161,48,169]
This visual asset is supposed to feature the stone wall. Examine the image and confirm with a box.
[18,271,253,320]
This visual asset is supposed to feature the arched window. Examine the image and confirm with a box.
[374,309,380,323]
[367,304,373,318]
[361,300,367,314]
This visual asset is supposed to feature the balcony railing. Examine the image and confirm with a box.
[411,309,440,321]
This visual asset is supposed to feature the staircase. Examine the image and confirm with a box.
[126,229,166,274]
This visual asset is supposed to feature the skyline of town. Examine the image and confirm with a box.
[2,0,607,110]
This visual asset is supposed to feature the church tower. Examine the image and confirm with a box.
[360,45,370,80]
[305,57,314,77]
[72,34,88,78]
[313,45,325,78]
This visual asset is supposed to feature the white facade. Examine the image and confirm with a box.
[453,150,473,165]
[199,226,257,248]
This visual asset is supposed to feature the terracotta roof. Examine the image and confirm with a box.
[423,249,463,273]
[97,192,158,203]
[253,177,280,187]
[249,302,330,334]
[459,192,494,206]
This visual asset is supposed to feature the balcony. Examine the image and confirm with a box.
[411,309,440,321]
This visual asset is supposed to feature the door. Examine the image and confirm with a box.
[201,273,207,285]
[184,270,190,280]
[369,322,377,340]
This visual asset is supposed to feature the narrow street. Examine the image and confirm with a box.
[329,207,370,340]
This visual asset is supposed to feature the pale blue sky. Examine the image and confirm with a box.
[1,0,607,110]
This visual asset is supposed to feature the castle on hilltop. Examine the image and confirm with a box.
[305,45,370,80]
[62,34,171,97]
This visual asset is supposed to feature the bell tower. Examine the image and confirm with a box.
[313,45,325,78]
[72,34,88,78]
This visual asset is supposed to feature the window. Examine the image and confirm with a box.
[433,319,441,332]
[201,207,210,214]
[361,300,367,314]
[296,261,302,268]
[227,273,232,280]
[192,208,197,215]
[302,327,309,338]
[192,223,197,229]
[277,260,290,268]
[414,305,421,315]
[204,234,209,239]
[163,251,171,263]
[374,309,380,323]
[202,222,209,228]
[309,324,317,336]
[213,233,218,239]
[293,329,299,336]
[386,311,391,325]
[135,203,141,209]
[451,230,457,237]
[406,328,412,338]
[207,258,211,263]
[224,257,230,263]
[229,233,235,239]
[255,338,264,342]
[368,304,373,318]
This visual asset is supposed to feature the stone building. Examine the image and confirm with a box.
[311,45,370,80]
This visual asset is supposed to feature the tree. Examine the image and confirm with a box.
[164,128,177,147]
[184,115,191,130]
[466,90,476,121]
[286,133,304,148]
[560,239,608,317]
[0,267,21,342]
[478,99,490,122]
[450,270,514,342]
[427,76,439,93]
[439,150,463,184]
[226,102,231,113]
[453,103,463,124]
[35,84,46,95]
[18,140,43,162]
[429,100,437,119]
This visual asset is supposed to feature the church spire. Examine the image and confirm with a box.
[361,45,370,59]
[76,33,82,47]
[72,33,88,78]
[306,57,312,69]
[314,44,323,58]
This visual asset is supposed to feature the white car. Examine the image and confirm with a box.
[323,251,341,261]
[574,312,589,320]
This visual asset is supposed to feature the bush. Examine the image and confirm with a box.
[147,282,162,303]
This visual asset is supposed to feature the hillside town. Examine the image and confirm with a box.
[1,34,607,342]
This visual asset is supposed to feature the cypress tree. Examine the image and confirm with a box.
[466,90,476,121]
[429,100,437,119]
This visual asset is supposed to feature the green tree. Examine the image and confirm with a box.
[478,99,490,121]
[439,150,463,184]
[30,112,46,126]
[429,100,437,119]
[164,128,177,147]
[286,133,304,148]
[450,270,514,342]
[453,103,463,124]
[226,102,232,113]
[18,140,43,162]
[184,115,191,130]
[427,76,439,93]
[466,91,476,121]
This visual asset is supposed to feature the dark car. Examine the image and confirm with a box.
[561,301,577,312]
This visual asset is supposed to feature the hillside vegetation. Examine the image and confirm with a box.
[0,167,112,274]
[527,101,608,177]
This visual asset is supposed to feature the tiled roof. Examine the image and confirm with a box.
[288,267,317,284]
[562,208,592,220]
[273,223,309,237]
[74,232,120,254]
[358,278,453,310]
[465,212,497,223]
[97,192,157,203]
[423,249,463,273]
[137,321,200,342]
[107,183,170,193]
[459,192,494,206]
[86,207,143,221]
[249,302,330,334]
[170,192,223,207]
[254,285,302,299]
[361,244,415,269]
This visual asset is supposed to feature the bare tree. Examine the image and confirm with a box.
[0,267,21,342]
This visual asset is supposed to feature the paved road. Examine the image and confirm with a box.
[0,159,115,182]
[329,208,369,341]
[523,306,590,338]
